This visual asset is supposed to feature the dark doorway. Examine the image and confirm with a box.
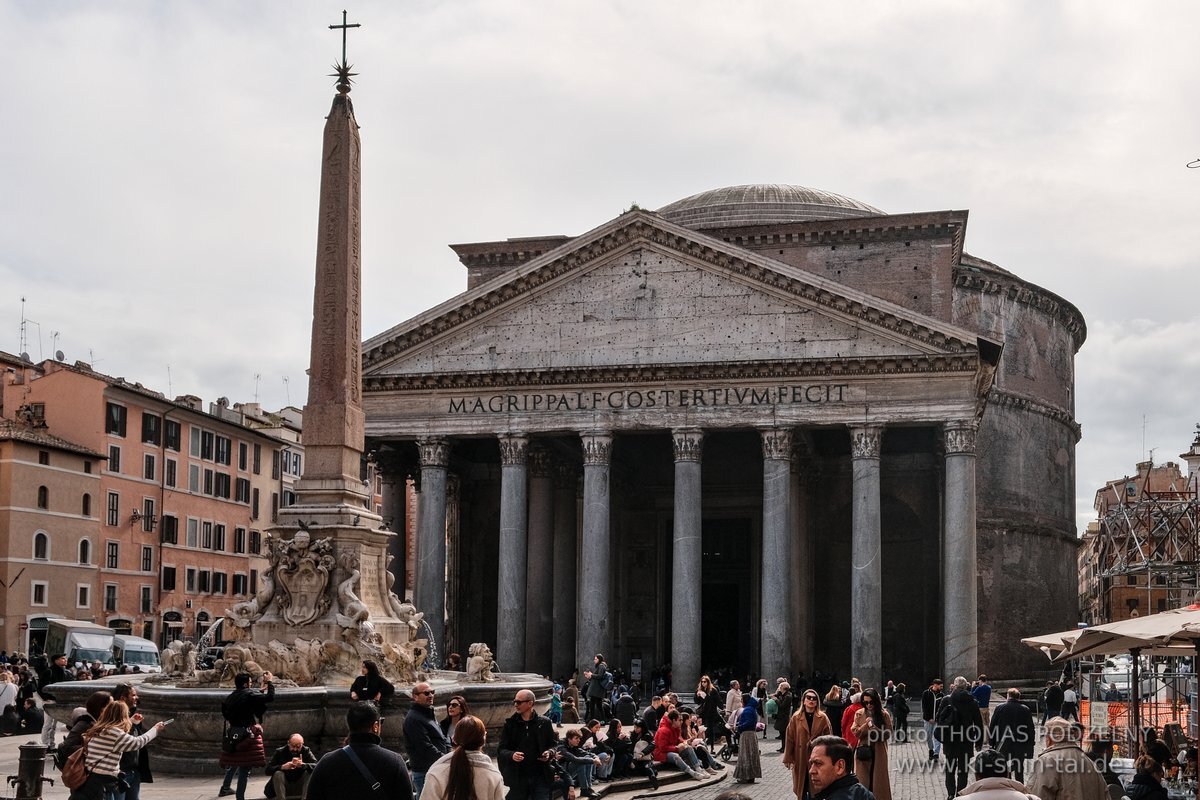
[701,518,755,678]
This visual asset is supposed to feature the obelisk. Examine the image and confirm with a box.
[252,26,407,649]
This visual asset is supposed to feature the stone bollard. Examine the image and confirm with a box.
[7,741,54,800]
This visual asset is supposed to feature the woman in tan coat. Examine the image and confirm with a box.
[851,687,893,800]
[782,689,831,799]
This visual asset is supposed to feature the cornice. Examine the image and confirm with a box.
[363,213,981,372]
[985,388,1081,441]
[713,212,968,264]
[954,268,1086,351]
[365,354,979,393]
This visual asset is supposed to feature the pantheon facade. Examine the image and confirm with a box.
[362,185,1084,689]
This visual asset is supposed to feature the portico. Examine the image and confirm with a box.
[362,207,998,687]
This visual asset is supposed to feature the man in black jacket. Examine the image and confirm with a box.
[37,653,74,749]
[808,736,875,800]
[937,677,984,800]
[987,688,1035,783]
[264,734,317,800]
[402,681,450,799]
[921,678,943,764]
[499,689,558,800]
[307,703,412,800]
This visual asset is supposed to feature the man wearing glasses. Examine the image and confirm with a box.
[498,690,558,800]
[403,682,451,799]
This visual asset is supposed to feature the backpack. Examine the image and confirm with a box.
[60,740,89,790]
[933,698,959,744]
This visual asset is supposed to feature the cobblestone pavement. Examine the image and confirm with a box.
[0,722,1045,800]
[604,730,1048,800]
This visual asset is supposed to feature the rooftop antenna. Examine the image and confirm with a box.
[282,375,291,406]
[18,298,43,360]
[167,364,173,397]
[254,373,261,403]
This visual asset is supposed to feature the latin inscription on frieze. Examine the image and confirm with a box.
[448,383,850,414]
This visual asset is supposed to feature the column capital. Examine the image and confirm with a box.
[581,432,613,466]
[672,428,704,462]
[760,428,793,461]
[529,446,554,478]
[943,420,979,455]
[498,433,530,466]
[849,426,883,459]
[416,437,451,468]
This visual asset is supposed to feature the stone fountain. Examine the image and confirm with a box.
[43,32,549,771]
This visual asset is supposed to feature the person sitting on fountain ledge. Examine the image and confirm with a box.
[306,702,413,800]
[264,734,316,800]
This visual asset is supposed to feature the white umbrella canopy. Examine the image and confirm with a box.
[1054,605,1200,662]
[1021,628,1083,659]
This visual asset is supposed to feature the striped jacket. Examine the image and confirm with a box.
[84,726,159,778]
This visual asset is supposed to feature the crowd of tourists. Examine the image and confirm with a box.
[30,648,1194,800]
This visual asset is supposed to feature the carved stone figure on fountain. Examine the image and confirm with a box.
[159,641,198,677]
[466,643,497,682]
[227,535,280,629]
[335,550,370,629]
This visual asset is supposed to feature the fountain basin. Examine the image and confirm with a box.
[44,672,551,774]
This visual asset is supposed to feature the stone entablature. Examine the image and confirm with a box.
[363,372,981,438]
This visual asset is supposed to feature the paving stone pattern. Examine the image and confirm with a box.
[0,723,1050,800]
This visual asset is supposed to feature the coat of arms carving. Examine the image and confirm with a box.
[275,529,335,625]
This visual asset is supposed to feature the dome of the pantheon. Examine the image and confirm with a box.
[656,184,884,230]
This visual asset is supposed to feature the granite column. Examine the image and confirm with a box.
[943,421,979,680]
[525,447,556,673]
[552,464,579,680]
[415,438,450,653]
[497,434,530,671]
[671,428,704,693]
[850,426,883,690]
[760,428,793,684]
[576,432,612,674]
[378,454,409,599]
[790,443,813,674]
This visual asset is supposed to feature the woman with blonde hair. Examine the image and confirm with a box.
[423,715,504,800]
[850,687,893,800]
[783,688,832,799]
[70,700,166,800]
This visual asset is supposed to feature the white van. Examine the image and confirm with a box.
[112,635,162,674]
[44,619,116,671]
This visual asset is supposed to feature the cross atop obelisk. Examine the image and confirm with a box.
[328,10,361,93]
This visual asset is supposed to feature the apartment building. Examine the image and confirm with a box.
[0,357,283,648]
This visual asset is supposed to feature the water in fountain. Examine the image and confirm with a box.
[419,618,439,670]
[196,618,223,651]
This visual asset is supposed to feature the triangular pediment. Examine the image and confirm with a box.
[363,211,985,382]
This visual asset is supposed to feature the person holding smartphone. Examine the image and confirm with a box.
[218,670,275,800]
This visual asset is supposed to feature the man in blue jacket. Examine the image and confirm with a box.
[402,681,450,799]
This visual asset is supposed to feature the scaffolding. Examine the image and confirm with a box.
[1093,475,1200,617]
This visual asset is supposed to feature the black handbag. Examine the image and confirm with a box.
[855,743,874,762]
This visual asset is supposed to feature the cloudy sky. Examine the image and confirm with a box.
[2,2,1197,532]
